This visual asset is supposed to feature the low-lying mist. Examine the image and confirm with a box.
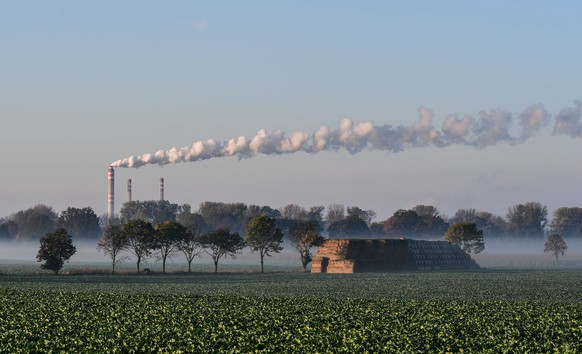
[1,237,580,273]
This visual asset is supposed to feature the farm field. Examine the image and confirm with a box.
[0,270,580,352]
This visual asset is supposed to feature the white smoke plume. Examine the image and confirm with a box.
[111,102,577,168]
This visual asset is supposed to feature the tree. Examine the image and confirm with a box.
[176,229,203,273]
[198,202,248,234]
[36,228,76,274]
[121,219,155,273]
[0,218,18,240]
[97,224,128,274]
[450,209,507,238]
[176,206,207,273]
[325,204,345,228]
[58,207,101,240]
[506,202,548,238]
[346,206,376,225]
[154,221,188,273]
[9,204,58,241]
[328,215,370,238]
[544,233,567,265]
[384,209,425,237]
[550,207,582,238]
[444,222,485,254]
[288,221,325,270]
[245,216,284,273]
[199,228,245,273]
[119,200,182,225]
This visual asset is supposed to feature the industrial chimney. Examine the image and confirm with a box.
[159,178,164,201]
[127,179,132,202]
[107,166,115,220]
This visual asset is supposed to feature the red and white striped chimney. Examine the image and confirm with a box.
[159,178,164,201]
[107,166,115,220]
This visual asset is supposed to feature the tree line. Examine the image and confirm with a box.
[3,200,582,242]
[12,200,573,273]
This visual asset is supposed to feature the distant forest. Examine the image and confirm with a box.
[1,200,581,242]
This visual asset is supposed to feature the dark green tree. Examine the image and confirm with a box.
[176,206,207,273]
[346,206,376,225]
[97,224,128,274]
[0,218,18,240]
[36,228,76,274]
[383,209,425,237]
[288,220,325,270]
[245,216,284,273]
[58,207,101,239]
[120,200,182,225]
[444,222,485,254]
[550,207,582,238]
[328,215,370,238]
[450,209,507,238]
[544,233,567,265]
[506,202,548,238]
[199,228,245,273]
[154,221,188,273]
[10,204,57,241]
[198,202,248,234]
[121,219,155,273]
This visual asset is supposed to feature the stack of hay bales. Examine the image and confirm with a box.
[312,238,480,273]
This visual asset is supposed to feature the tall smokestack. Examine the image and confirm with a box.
[107,166,115,220]
[127,179,132,202]
[159,178,164,201]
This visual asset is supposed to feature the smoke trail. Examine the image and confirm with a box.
[111,102,576,169]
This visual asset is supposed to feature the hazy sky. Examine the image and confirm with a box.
[2,1,582,221]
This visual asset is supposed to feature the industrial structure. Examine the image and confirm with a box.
[107,166,114,220]
[107,166,167,220]
[312,238,480,273]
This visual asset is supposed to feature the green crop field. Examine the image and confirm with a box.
[0,270,580,353]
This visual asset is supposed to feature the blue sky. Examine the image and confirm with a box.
[2,1,582,220]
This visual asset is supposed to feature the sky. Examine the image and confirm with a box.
[2,1,582,221]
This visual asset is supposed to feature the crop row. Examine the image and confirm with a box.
[0,288,580,353]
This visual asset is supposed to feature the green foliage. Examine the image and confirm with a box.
[97,224,128,274]
[385,206,449,238]
[198,202,248,234]
[551,207,582,238]
[444,222,485,254]
[506,202,548,238]
[0,271,580,352]
[9,204,58,241]
[58,206,101,239]
[120,200,182,225]
[245,216,284,273]
[36,228,76,274]
[328,215,370,238]
[288,221,325,269]
[199,228,245,273]
[450,208,507,238]
[121,219,155,273]
[154,221,188,273]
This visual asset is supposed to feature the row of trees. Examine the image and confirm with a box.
[96,215,324,274]
[5,200,582,242]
